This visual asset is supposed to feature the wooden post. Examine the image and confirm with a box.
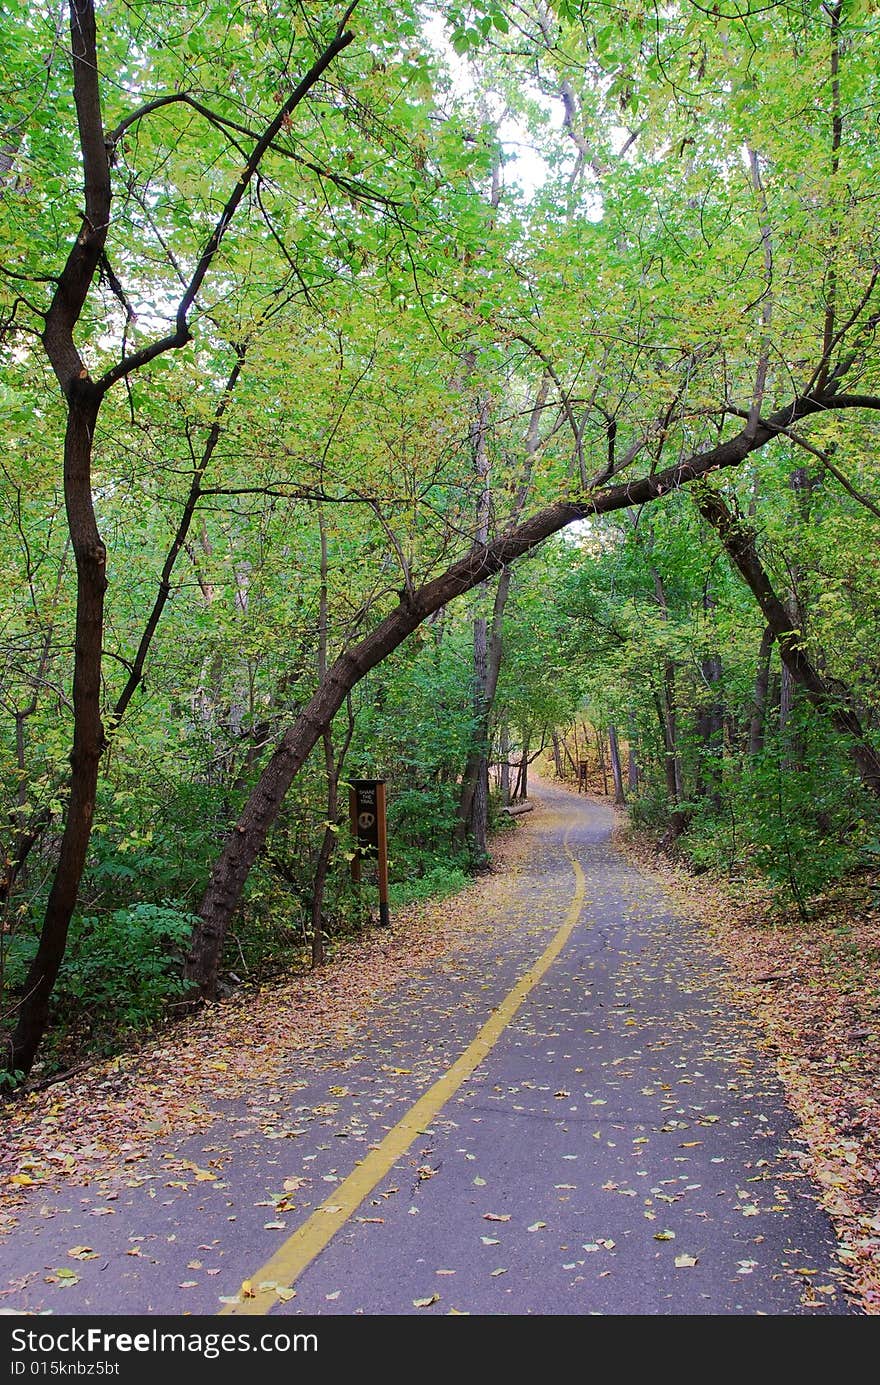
[376,780,389,927]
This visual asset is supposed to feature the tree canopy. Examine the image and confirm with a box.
[2,0,879,1080]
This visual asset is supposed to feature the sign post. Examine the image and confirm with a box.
[348,779,390,927]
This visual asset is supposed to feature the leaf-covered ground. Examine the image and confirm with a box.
[616,822,880,1314]
[0,829,532,1243]
[2,794,878,1314]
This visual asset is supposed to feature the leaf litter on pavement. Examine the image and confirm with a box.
[617,813,880,1314]
[2,784,879,1315]
[0,827,532,1239]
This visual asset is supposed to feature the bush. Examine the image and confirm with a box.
[388,863,469,906]
[56,901,197,1033]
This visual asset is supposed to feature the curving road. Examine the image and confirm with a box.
[0,783,856,1316]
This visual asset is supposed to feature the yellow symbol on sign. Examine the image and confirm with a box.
[358,811,375,831]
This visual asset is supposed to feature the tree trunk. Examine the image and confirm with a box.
[551,731,564,779]
[5,0,113,1079]
[651,568,688,837]
[311,513,333,969]
[596,726,609,796]
[456,374,549,854]
[456,569,512,852]
[511,728,531,802]
[694,651,724,805]
[499,721,511,804]
[455,392,492,857]
[627,715,640,793]
[608,724,626,806]
[697,487,880,795]
[8,394,106,1076]
[748,625,774,756]
[3,2,362,1078]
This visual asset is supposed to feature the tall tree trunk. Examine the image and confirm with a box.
[311,512,333,968]
[456,570,512,851]
[512,727,531,802]
[456,375,549,854]
[551,731,564,779]
[694,651,724,805]
[748,625,774,756]
[651,569,688,836]
[4,0,359,1077]
[608,724,626,806]
[596,726,609,796]
[455,392,493,857]
[7,396,106,1076]
[6,0,111,1078]
[696,487,880,795]
[627,715,640,793]
[499,720,510,805]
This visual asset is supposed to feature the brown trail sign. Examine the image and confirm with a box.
[348,779,389,926]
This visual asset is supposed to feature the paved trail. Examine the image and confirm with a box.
[1,784,856,1315]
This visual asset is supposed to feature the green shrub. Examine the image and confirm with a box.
[56,902,196,1032]
[388,863,470,906]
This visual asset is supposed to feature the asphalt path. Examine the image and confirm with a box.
[0,783,857,1316]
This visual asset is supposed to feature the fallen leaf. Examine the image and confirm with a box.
[654,1230,676,1241]
[413,1294,439,1308]
[674,1254,698,1268]
[483,1212,511,1222]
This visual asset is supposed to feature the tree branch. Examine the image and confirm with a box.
[95,7,358,394]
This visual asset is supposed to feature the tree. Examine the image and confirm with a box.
[4,0,880,1069]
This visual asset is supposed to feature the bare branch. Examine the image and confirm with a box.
[95,9,358,394]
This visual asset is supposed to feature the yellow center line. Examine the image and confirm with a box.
[221,826,586,1316]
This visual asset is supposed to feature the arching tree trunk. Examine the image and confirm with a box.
[185,390,880,1001]
[697,487,880,795]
